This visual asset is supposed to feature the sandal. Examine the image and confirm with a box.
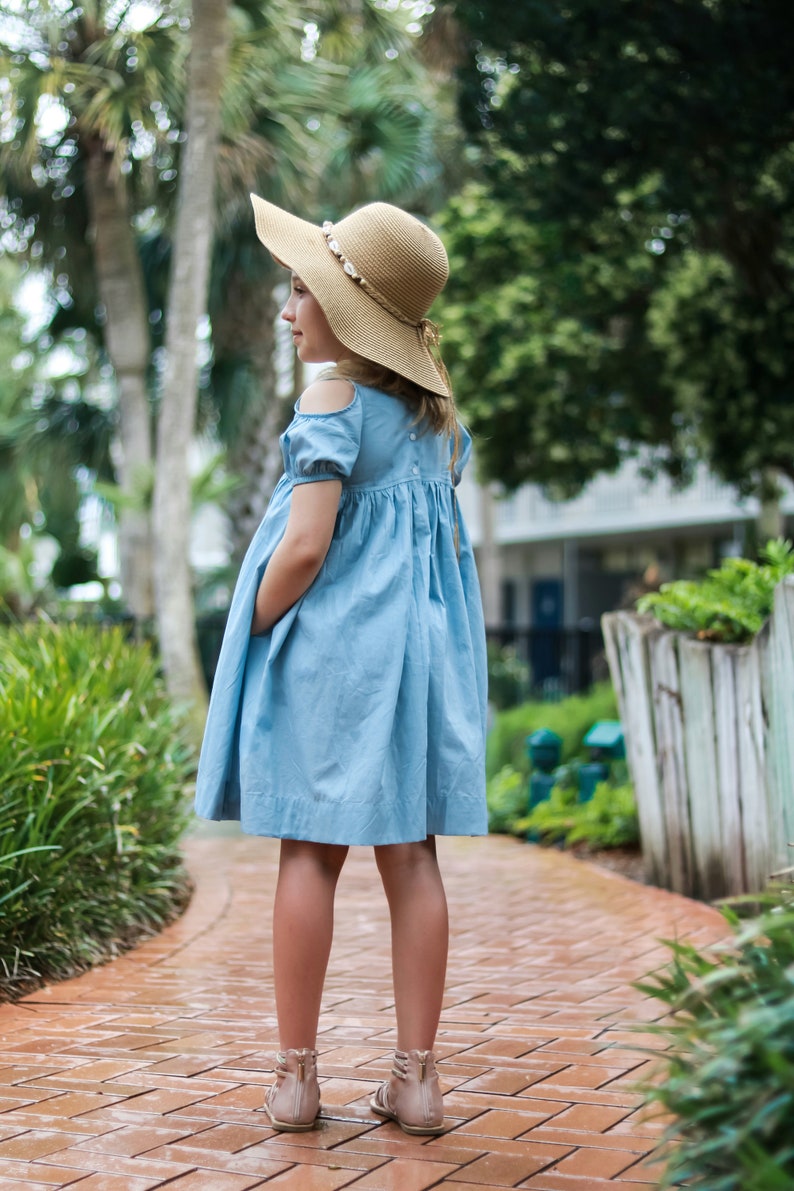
[370,1049,445,1135]
[265,1048,321,1131]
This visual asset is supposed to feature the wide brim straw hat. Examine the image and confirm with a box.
[250,194,451,397]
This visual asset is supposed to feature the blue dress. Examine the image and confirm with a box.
[194,383,488,845]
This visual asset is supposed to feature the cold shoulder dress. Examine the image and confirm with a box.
[194,382,488,845]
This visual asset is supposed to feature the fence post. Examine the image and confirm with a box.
[603,577,794,899]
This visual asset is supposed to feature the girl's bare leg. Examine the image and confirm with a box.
[375,837,449,1051]
[272,839,348,1049]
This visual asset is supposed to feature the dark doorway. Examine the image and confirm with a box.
[531,578,563,685]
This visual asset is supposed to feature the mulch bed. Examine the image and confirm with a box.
[566,842,647,884]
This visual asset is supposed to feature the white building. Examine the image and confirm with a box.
[457,457,794,693]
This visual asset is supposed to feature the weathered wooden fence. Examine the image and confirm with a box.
[602,576,794,900]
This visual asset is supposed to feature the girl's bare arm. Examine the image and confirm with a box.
[251,378,353,635]
[251,479,342,634]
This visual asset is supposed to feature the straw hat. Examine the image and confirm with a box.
[250,194,451,397]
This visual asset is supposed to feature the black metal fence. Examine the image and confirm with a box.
[486,623,607,702]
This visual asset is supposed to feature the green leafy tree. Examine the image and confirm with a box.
[438,181,677,494]
[445,0,794,499]
[646,250,794,498]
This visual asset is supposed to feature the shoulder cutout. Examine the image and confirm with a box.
[298,378,356,415]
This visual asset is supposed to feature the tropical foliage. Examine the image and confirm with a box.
[485,764,527,835]
[486,761,637,849]
[514,781,639,850]
[637,538,794,643]
[637,889,794,1189]
[0,621,195,1000]
[0,258,112,611]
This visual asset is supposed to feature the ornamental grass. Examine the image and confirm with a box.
[0,621,195,1000]
[636,890,794,1189]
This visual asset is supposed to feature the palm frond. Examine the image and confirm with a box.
[306,0,416,65]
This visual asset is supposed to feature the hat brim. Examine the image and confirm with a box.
[250,193,449,397]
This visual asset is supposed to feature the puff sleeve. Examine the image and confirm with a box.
[282,399,364,486]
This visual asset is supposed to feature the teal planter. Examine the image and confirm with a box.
[526,728,562,773]
[527,771,557,841]
[529,771,556,810]
[578,761,608,803]
[583,720,625,760]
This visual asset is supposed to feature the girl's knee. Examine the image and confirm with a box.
[280,840,348,881]
[375,837,438,878]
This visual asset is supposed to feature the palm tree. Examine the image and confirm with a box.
[152,0,231,710]
[149,0,343,703]
[2,0,456,706]
[0,0,183,623]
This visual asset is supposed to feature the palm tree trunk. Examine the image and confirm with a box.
[219,282,292,560]
[84,143,154,625]
[153,0,231,714]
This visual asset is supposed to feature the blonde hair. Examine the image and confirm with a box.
[324,355,461,471]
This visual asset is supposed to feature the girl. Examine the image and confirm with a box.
[195,196,487,1135]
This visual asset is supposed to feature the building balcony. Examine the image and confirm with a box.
[458,455,794,547]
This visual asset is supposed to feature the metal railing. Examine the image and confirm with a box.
[486,624,606,701]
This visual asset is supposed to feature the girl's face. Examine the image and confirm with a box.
[281,275,349,365]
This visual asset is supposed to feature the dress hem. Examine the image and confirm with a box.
[193,810,489,847]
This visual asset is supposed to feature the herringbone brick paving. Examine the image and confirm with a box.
[0,827,727,1189]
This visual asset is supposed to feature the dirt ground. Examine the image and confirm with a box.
[566,842,648,885]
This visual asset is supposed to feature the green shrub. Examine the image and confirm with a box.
[487,642,530,710]
[485,765,527,833]
[486,681,618,779]
[636,892,794,1189]
[514,782,639,850]
[637,538,794,643]
[0,621,195,999]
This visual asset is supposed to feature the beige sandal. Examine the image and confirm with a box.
[265,1048,321,1131]
[371,1049,445,1135]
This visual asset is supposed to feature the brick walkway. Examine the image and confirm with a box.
[0,827,727,1190]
